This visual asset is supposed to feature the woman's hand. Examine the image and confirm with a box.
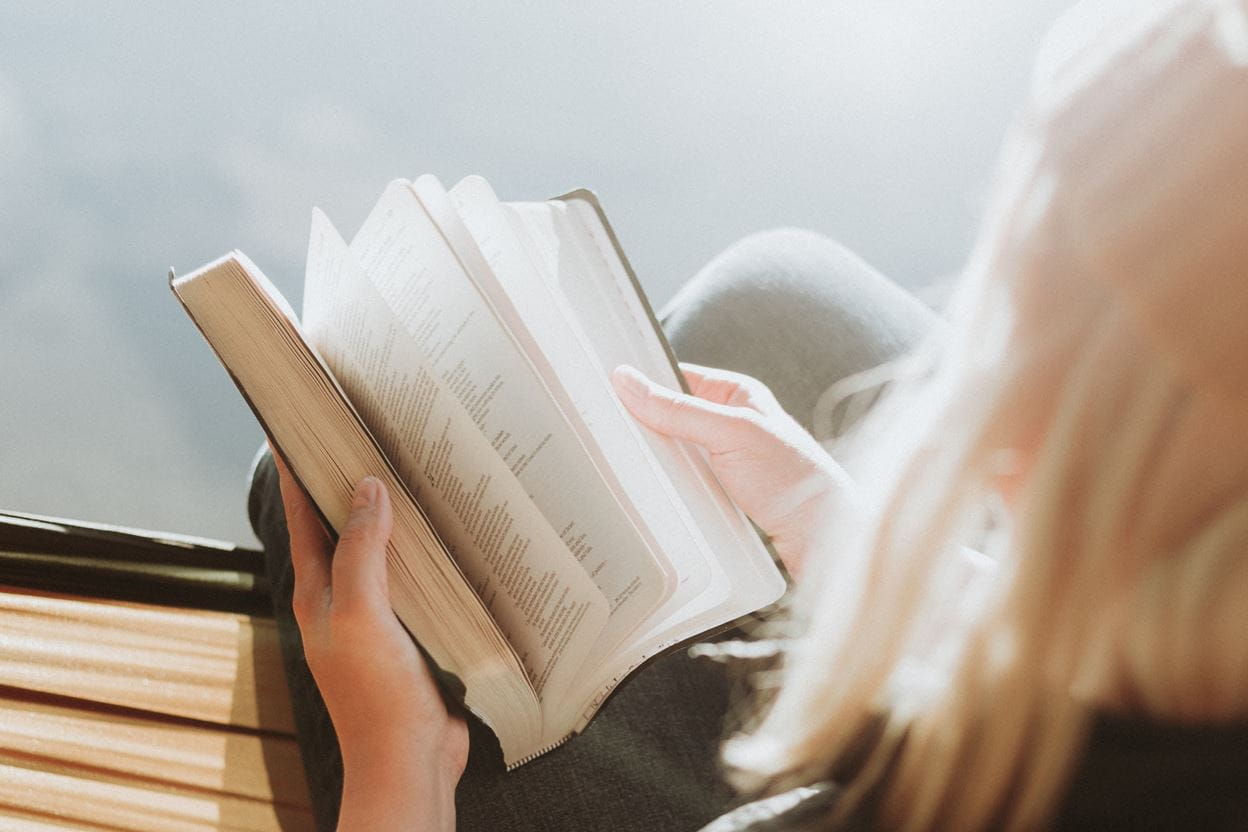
[611,363,855,577]
[274,454,468,832]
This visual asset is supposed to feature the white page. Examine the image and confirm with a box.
[427,176,677,670]
[507,201,725,582]
[346,181,677,675]
[563,198,780,590]
[447,177,716,615]
[177,253,545,764]
[303,210,607,699]
[508,198,788,724]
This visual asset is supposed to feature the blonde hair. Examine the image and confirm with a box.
[723,1,1248,828]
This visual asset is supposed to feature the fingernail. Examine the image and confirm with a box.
[353,477,380,510]
[611,365,648,397]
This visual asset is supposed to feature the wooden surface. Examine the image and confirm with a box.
[0,585,313,831]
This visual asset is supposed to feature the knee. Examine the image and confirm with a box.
[666,228,863,317]
[714,227,868,287]
[659,228,937,430]
[662,228,910,350]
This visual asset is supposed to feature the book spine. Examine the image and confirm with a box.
[505,733,575,770]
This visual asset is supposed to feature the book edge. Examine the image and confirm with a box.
[551,189,691,395]
[515,190,788,763]
[171,200,786,768]
[169,262,342,545]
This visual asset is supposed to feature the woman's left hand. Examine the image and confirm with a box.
[275,453,469,831]
[612,363,855,576]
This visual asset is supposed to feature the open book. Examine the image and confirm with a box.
[172,175,787,768]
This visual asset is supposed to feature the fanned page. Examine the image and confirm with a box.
[303,213,607,702]
[497,188,788,728]
[303,183,677,751]
[441,180,718,647]
[408,177,686,654]
[349,185,672,637]
[169,254,542,766]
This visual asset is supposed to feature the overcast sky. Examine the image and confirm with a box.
[0,0,1071,545]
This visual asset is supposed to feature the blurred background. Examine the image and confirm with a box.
[0,0,1071,546]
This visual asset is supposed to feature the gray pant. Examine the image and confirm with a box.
[248,229,933,832]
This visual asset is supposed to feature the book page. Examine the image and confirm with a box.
[173,253,543,765]
[303,212,607,698]
[347,182,672,656]
[563,196,782,600]
[509,198,789,725]
[449,177,714,607]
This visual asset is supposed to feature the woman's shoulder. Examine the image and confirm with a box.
[1053,714,1248,830]
[700,715,1248,831]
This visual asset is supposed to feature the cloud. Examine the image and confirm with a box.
[0,0,1077,547]
[0,73,30,172]
[0,250,260,543]
[212,96,396,267]
[284,97,379,153]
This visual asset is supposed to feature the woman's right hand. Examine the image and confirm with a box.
[273,454,468,831]
[611,363,855,577]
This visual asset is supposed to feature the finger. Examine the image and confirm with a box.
[272,448,333,618]
[678,362,786,417]
[611,364,760,453]
[331,476,394,615]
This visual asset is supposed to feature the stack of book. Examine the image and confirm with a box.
[0,511,312,831]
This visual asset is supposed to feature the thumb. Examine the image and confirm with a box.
[331,476,394,612]
[611,365,759,454]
